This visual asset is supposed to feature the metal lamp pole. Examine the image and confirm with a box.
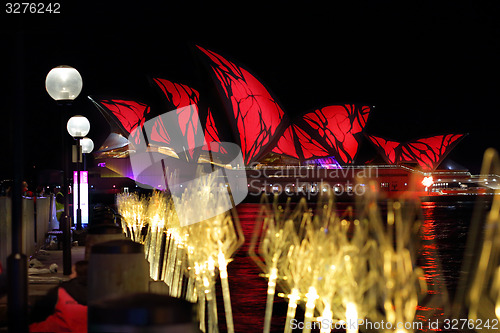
[75,139,82,230]
[46,65,83,275]
[80,137,94,172]
[8,31,28,333]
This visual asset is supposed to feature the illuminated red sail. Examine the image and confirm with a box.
[197,46,287,164]
[299,105,371,164]
[273,124,331,161]
[366,135,400,164]
[93,99,150,146]
[273,125,299,159]
[203,108,227,154]
[401,134,465,171]
[367,134,465,171]
[153,78,200,110]
[152,78,205,161]
[92,79,228,163]
[153,78,231,159]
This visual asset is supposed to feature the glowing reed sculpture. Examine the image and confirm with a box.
[454,148,500,327]
[117,191,175,281]
[288,228,321,333]
[145,191,168,279]
[281,230,313,333]
[308,195,379,333]
[117,171,244,333]
[184,220,219,333]
[180,173,244,333]
[359,189,427,333]
[117,192,147,242]
[250,190,428,333]
[249,196,306,333]
[119,173,438,333]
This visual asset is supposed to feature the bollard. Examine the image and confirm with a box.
[84,224,124,260]
[88,293,200,333]
[88,240,149,305]
[90,204,116,226]
[7,253,28,332]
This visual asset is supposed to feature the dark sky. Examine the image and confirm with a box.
[1,1,499,182]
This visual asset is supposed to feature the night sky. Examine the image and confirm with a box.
[1,1,499,184]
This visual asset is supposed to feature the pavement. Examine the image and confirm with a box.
[0,245,85,331]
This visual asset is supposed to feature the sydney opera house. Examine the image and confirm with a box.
[89,46,495,198]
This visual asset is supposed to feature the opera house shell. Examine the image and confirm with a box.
[89,46,466,194]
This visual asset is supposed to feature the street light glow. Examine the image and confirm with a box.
[67,115,90,138]
[80,137,94,154]
[45,65,83,100]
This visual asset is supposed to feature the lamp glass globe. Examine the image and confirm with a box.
[80,137,94,154]
[45,65,83,101]
[67,115,90,138]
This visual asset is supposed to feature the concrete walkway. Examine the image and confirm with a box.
[0,246,85,331]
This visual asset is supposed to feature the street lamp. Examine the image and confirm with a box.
[45,65,83,275]
[46,65,83,101]
[80,137,94,154]
[67,115,90,137]
[80,137,94,171]
[67,115,90,231]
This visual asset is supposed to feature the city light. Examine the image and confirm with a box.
[422,176,434,191]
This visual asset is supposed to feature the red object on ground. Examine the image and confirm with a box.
[29,288,87,333]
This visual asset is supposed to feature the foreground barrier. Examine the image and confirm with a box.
[0,196,53,272]
[84,224,124,260]
[88,293,199,333]
[88,239,149,304]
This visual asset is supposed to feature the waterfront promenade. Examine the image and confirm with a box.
[0,246,85,332]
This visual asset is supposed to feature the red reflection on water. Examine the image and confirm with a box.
[417,202,446,332]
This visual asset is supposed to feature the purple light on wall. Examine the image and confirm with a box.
[304,157,342,169]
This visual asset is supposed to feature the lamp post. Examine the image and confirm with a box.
[67,116,90,231]
[80,137,94,171]
[80,138,94,162]
[8,31,28,333]
[45,65,83,275]
[80,137,94,152]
